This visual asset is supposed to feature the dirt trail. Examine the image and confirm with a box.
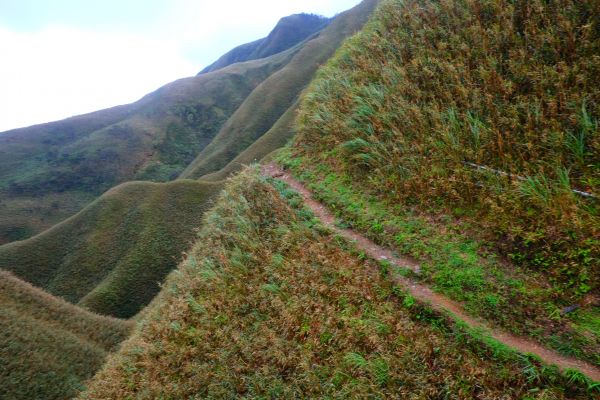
[262,163,600,382]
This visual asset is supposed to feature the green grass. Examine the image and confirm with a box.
[0,191,98,244]
[0,179,224,318]
[0,0,376,244]
[179,0,380,180]
[2,0,599,396]
[292,0,599,301]
[277,150,599,366]
[79,169,595,399]
[0,270,132,400]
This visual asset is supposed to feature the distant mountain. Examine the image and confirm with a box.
[199,13,331,74]
[3,0,600,398]
[0,0,378,318]
[0,0,379,319]
[200,98,301,182]
[0,270,131,400]
[0,2,382,398]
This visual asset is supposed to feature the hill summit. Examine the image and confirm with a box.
[199,13,331,74]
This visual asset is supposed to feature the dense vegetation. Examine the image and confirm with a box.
[289,0,599,361]
[200,13,331,74]
[0,270,132,400]
[79,170,594,399]
[0,179,223,318]
[180,0,380,180]
[280,150,600,366]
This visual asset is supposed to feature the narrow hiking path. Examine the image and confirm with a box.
[262,163,600,382]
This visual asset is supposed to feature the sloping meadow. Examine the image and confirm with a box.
[0,179,224,318]
[293,0,599,317]
[79,170,591,399]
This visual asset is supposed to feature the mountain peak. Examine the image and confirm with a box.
[199,13,330,74]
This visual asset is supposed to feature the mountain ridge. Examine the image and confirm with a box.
[5,0,597,398]
[181,0,379,179]
[0,178,224,318]
[199,13,331,74]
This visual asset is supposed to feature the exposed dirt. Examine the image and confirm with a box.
[262,163,600,382]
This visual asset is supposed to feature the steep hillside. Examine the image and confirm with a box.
[0,36,296,244]
[0,270,132,400]
[200,13,331,74]
[0,179,223,318]
[283,0,599,365]
[201,98,301,181]
[79,170,592,399]
[180,0,380,180]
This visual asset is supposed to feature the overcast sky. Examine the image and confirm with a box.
[0,0,361,132]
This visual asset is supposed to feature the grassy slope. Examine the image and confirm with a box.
[0,179,224,318]
[79,170,593,399]
[0,270,132,400]
[200,13,331,74]
[285,0,599,364]
[0,48,294,244]
[201,98,301,181]
[179,0,380,180]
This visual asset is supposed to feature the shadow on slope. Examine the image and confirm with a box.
[0,179,224,318]
[0,270,132,400]
[200,98,301,181]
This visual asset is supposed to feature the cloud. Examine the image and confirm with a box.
[0,26,196,131]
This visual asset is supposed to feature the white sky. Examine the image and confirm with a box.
[0,0,361,132]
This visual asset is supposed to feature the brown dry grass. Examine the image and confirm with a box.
[79,170,592,399]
